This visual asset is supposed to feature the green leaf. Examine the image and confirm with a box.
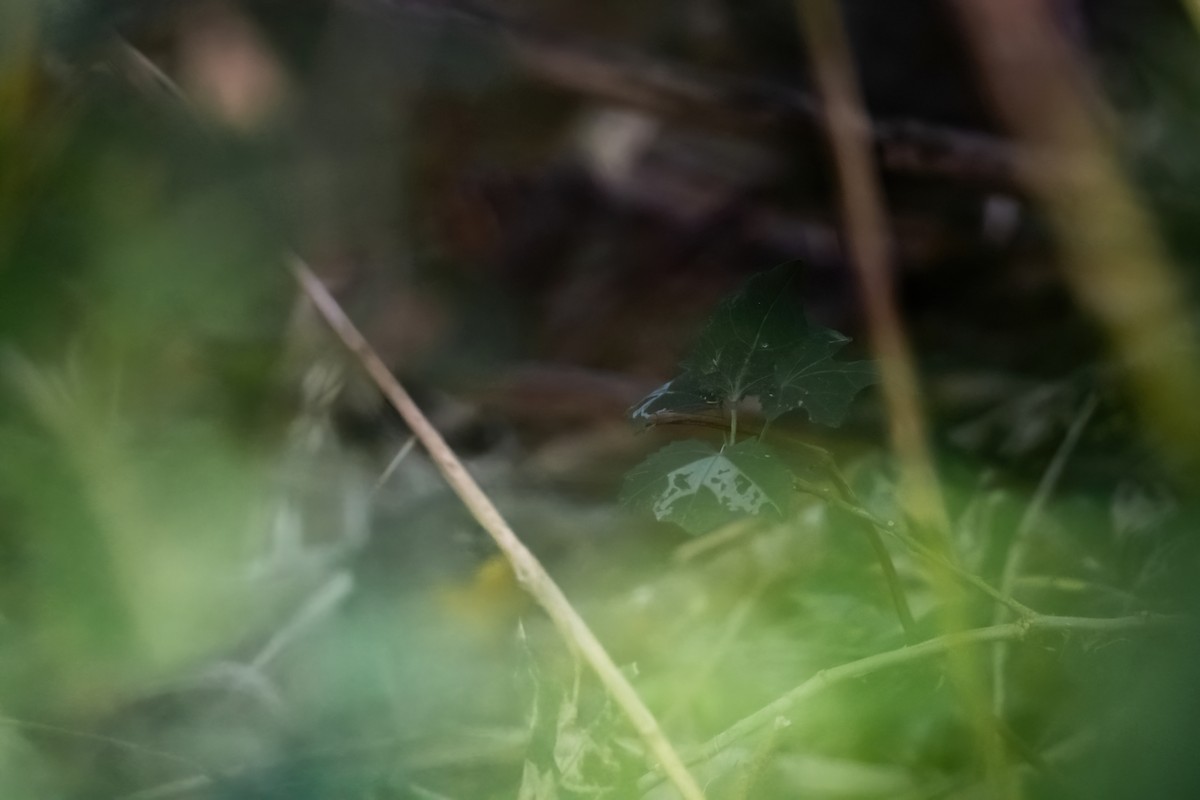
[763,328,877,426]
[680,263,807,408]
[620,439,794,535]
[628,374,721,429]
[627,263,875,430]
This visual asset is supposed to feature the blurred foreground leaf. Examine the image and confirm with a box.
[0,65,291,714]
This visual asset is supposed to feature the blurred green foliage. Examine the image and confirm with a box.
[0,4,292,730]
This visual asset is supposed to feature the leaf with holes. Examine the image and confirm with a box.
[761,328,877,427]
[620,439,794,535]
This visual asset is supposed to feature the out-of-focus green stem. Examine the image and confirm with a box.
[795,0,1009,792]
[1184,0,1200,36]
[953,0,1200,471]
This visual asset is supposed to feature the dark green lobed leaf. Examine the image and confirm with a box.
[762,328,877,427]
[680,263,808,408]
[627,263,876,430]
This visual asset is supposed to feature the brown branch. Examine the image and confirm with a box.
[291,259,707,800]
[350,0,1052,186]
[797,0,951,551]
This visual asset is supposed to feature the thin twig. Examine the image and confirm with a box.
[1003,392,1100,599]
[406,783,459,800]
[250,571,355,671]
[857,512,917,639]
[729,716,790,800]
[796,478,1037,619]
[291,259,707,800]
[121,775,211,800]
[372,434,417,493]
[992,392,1098,714]
[0,716,208,777]
[638,611,1173,791]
